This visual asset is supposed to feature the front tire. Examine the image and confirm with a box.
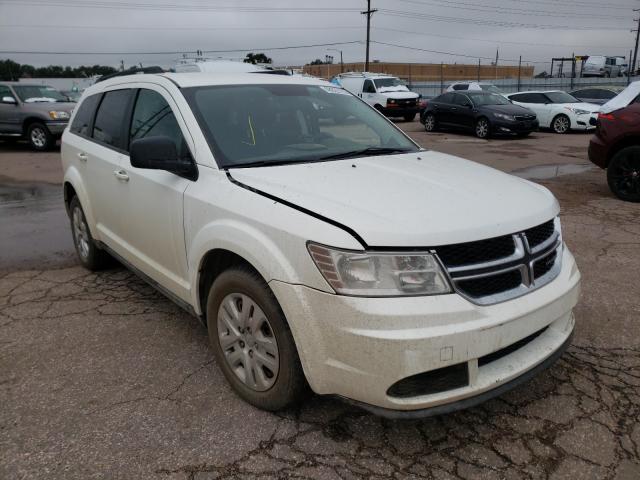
[207,266,308,411]
[69,197,112,270]
[403,113,416,122]
[423,113,437,132]
[607,146,640,202]
[27,123,55,151]
[551,114,570,134]
[475,117,490,139]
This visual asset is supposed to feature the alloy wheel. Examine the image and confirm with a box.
[72,206,90,260]
[424,115,435,131]
[30,127,47,148]
[553,116,570,134]
[217,293,280,392]
[476,119,489,138]
[609,155,640,198]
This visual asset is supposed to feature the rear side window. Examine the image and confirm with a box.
[453,94,470,106]
[452,84,469,91]
[437,93,455,104]
[70,94,100,136]
[130,89,189,158]
[92,89,132,150]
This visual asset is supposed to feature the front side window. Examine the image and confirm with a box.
[70,94,100,136]
[374,78,403,89]
[12,85,67,103]
[92,89,132,149]
[130,89,189,158]
[184,84,419,168]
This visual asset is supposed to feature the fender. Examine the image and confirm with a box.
[63,167,100,241]
[187,218,332,315]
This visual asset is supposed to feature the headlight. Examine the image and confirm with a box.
[387,99,396,105]
[566,107,590,115]
[48,111,70,120]
[307,243,451,296]
[493,112,515,121]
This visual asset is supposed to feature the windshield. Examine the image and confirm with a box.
[184,84,419,168]
[467,92,510,106]
[374,78,404,88]
[479,84,502,94]
[546,91,580,104]
[13,85,68,103]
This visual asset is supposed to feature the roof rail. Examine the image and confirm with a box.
[95,66,165,83]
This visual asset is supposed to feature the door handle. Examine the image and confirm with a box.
[113,169,129,182]
[77,152,88,162]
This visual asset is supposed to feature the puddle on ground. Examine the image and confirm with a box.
[511,163,594,180]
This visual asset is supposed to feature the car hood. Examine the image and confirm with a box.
[23,101,76,114]
[480,104,536,116]
[230,151,559,247]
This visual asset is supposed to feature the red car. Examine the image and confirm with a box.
[588,91,640,202]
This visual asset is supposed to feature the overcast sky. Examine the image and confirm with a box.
[0,0,636,72]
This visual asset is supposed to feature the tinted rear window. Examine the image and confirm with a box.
[92,89,132,150]
[70,94,100,136]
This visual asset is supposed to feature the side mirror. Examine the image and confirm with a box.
[130,136,197,180]
[2,96,17,104]
[589,116,597,126]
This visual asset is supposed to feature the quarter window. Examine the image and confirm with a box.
[70,94,100,136]
[92,89,132,150]
[129,89,189,157]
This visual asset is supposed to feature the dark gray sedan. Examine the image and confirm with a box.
[569,86,624,105]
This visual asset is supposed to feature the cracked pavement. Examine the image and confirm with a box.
[1,131,639,479]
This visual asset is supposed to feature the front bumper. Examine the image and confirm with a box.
[492,118,539,135]
[46,121,69,136]
[572,113,597,131]
[271,247,580,414]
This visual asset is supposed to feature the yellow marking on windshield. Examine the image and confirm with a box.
[246,115,256,146]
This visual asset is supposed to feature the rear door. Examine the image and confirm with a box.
[115,86,196,300]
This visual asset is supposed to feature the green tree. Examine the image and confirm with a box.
[244,52,272,65]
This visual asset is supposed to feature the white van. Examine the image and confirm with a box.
[333,72,420,121]
[582,56,626,78]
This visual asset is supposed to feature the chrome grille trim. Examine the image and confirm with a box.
[435,218,563,306]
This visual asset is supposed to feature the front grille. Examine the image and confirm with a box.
[524,220,555,249]
[436,235,515,268]
[514,114,536,121]
[534,250,557,278]
[434,219,562,305]
[387,363,469,398]
[457,269,522,298]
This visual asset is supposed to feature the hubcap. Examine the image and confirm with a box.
[476,120,488,138]
[30,127,46,148]
[72,207,90,260]
[217,293,279,392]
[554,117,569,133]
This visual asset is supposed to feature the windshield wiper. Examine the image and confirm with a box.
[317,147,412,161]
[226,158,313,169]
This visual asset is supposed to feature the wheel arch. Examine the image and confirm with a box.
[606,137,640,168]
[62,171,98,237]
[22,116,48,134]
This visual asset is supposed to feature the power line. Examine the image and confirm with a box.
[0,40,363,56]
[0,24,361,32]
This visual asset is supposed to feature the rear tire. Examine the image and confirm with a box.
[423,113,437,132]
[607,146,640,203]
[69,196,112,270]
[551,114,571,134]
[27,123,55,151]
[207,266,309,411]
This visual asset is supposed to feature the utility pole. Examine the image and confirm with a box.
[362,0,377,71]
[632,11,640,79]
[517,56,522,92]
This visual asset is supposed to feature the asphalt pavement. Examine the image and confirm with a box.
[1,129,639,480]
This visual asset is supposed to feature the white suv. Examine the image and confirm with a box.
[61,72,580,417]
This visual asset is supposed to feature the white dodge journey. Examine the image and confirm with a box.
[61,71,580,418]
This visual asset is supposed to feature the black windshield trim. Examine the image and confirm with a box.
[226,171,368,248]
